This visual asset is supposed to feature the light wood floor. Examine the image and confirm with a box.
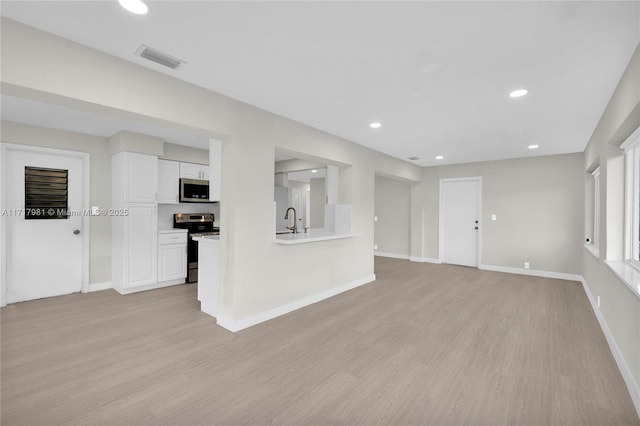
[2,257,638,425]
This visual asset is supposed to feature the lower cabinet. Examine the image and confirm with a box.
[158,232,187,283]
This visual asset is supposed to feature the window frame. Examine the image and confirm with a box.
[591,166,600,249]
[622,126,640,269]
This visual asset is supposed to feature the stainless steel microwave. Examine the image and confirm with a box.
[179,178,211,202]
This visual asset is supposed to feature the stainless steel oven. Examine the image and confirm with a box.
[173,213,219,283]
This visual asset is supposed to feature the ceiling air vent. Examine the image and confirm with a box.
[135,45,185,69]
[408,156,420,161]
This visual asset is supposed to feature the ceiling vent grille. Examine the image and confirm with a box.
[135,45,185,69]
[408,156,420,161]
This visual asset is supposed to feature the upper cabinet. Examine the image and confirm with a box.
[180,162,209,180]
[112,151,158,204]
[157,159,180,204]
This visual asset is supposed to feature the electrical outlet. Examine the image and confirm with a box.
[597,296,600,308]
[374,244,378,250]
[524,262,530,269]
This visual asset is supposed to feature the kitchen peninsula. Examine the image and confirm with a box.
[193,235,219,318]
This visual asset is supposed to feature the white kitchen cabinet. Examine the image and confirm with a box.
[180,162,209,180]
[158,231,187,283]
[112,151,159,294]
[112,151,158,203]
[157,159,180,204]
[112,203,158,292]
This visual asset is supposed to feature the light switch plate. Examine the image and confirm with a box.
[491,214,497,221]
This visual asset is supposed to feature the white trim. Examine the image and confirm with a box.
[1,143,91,301]
[631,147,639,261]
[583,243,600,259]
[592,167,600,249]
[87,281,112,292]
[439,176,482,266]
[620,125,640,152]
[624,133,640,263]
[409,256,442,264]
[114,280,186,295]
[604,260,640,299]
[216,274,376,332]
[478,264,582,282]
[374,251,410,260]
[580,276,640,419]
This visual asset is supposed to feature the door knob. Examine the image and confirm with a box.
[73,229,80,235]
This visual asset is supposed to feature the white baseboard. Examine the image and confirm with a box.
[374,251,410,260]
[478,264,582,282]
[581,277,640,419]
[409,256,442,264]
[217,274,376,332]
[115,280,186,295]
[87,281,112,292]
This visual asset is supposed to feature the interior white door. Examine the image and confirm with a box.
[441,178,480,267]
[291,187,306,229]
[5,147,85,302]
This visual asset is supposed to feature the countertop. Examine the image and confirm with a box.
[192,235,220,242]
[274,228,359,245]
[158,228,188,234]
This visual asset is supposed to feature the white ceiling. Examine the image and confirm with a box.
[1,1,639,166]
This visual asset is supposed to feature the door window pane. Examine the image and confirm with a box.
[24,166,69,219]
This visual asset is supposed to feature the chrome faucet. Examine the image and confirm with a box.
[284,207,298,233]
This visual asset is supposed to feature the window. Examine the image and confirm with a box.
[622,126,640,265]
[591,166,600,249]
[24,166,69,219]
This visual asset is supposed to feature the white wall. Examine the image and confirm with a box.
[274,186,289,231]
[421,153,585,274]
[583,43,640,410]
[1,121,112,283]
[162,142,208,164]
[374,175,411,257]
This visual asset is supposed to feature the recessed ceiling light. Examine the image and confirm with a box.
[509,89,528,98]
[119,0,149,15]
[528,144,539,150]
[435,155,444,160]
[369,122,382,129]
[311,169,318,173]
